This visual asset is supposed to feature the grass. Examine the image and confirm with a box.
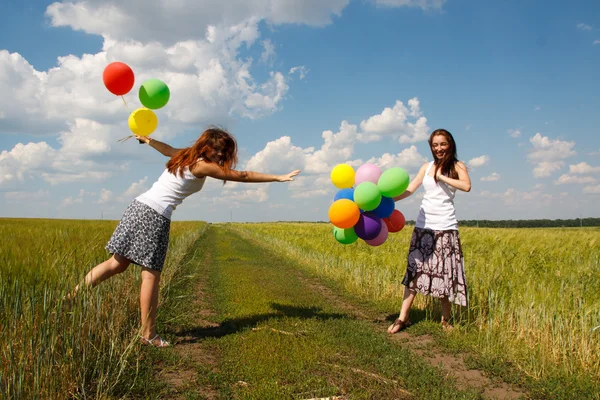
[151,225,482,399]
[226,222,600,399]
[0,218,207,399]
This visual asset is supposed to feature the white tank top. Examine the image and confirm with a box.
[136,162,206,220]
[415,161,458,231]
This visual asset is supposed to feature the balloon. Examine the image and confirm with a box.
[328,199,360,229]
[372,196,395,219]
[333,226,359,245]
[103,62,134,96]
[384,209,406,233]
[353,182,382,211]
[354,212,382,240]
[355,163,382,185]
[331,164,355,189]
[378,167,410,198]
[334,188,355,202]
[128,108,158,136]
[365,221,388,246]
[139,78,170,109]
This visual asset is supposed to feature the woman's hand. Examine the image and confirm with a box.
[135,135,151,144]
[278,170,301,182]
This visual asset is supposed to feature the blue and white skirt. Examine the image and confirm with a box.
[106,200,170,271]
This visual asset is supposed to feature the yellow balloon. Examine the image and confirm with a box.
[128,108,158,136]
[331,164,355,189]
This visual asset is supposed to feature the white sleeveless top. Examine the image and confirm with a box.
[136,162,206,220]
[415,161,458,231]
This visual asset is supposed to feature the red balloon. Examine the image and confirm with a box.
[384,209,405,233]
[103,62,134,96]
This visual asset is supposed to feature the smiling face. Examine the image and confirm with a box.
[430,134,450,161]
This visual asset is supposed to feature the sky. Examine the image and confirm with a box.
[0,0,599,223]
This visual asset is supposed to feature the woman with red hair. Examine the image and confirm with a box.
[69,127,300,347]
[388,129,471,334]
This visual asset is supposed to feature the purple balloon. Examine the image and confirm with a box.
[365,220,389,246]
[353,212,382,240]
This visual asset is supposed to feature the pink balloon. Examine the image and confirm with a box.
[365,220,388,246]
[355,163,382,185]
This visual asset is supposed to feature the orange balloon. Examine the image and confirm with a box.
[384,209,405,233]
[328,199,360,229]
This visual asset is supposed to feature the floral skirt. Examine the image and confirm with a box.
[105,200,171,272]
[401,227,468,306]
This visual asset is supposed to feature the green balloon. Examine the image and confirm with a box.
[378,167,409,197]
[139,78,170,109]
[353,182,382,211]
[333,226,358,245]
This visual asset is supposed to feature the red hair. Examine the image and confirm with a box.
[166,127,238,177]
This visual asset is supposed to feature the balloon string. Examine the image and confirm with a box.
[121,96,128,107]
[118,135,133,143]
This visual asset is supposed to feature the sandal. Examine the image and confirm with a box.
[441,319,453,331]
[387,318,411,334]
[140,334,170,348]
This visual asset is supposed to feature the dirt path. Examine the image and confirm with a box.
[297,270,525,400]
[157,226,526,399]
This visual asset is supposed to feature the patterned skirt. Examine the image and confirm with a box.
[106,200,171,272]
[401,227,468,306]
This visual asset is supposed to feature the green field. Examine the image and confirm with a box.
[1,219,599,399]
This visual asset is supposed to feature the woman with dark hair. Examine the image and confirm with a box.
[69,127,300,347]
[388,129,471,334]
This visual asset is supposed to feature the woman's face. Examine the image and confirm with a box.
[206,143,225,165]
[430,134,450,160]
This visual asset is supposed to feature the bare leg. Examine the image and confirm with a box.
[68,254,131,298]
[440,296,452,329]
[388,286,417,334]
[140,267,167,346]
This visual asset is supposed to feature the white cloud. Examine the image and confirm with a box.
[577,23,593,31]
[260,39,276,65]
[119,177,149,201]
[4,190,50,202]
[45,0,350,44]
[554,174,597,185]
[359,98,429,143]
[365,145,427,171]
[481,172,500,182]
[533,161,564,178]
[289,66,309,80]
[594,40,600,45]
[508,128,521,138]
[373,0,446,10]
[98,188,114,204]
[583,184,600,194]
[527,133,576,178]
[569,162,600,175]
[467,155,489,169]
[534,105,541,111]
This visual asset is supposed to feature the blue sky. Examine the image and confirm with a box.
[0,0,599,222]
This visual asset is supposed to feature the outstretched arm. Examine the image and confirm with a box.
[393,163,427,201]
[436,161,471,192]
[136,136,182,158]
[191,160,300,183]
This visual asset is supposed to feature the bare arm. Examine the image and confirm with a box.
[393,163,427,202]
[191,160,300,183]
[136,135,182,158]
[437,161,471,192]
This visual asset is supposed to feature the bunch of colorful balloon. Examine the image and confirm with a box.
[102,62,171,141]
[329,163,408,246]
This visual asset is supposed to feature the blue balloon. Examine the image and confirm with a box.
[334,188,355,202]
[372,196,395,219]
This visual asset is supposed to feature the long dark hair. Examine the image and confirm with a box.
[429,129,459,182]
[166,126,238,177]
